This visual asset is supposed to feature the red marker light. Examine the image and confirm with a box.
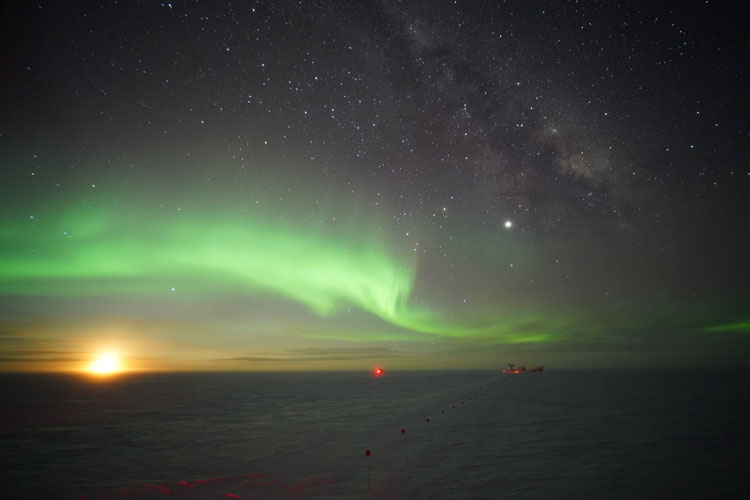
[365,449,371,456]
[374,367,384,376]
[401,429,405,434]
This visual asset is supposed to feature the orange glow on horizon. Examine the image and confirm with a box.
[88,352,123,375]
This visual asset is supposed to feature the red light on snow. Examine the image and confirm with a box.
[374,367,384,376]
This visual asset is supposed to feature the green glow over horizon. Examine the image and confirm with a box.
[2,187,747,372]
[0,192,422,324]
[0,190,574,345]
[0,191,515,340]
[703,321,750,333]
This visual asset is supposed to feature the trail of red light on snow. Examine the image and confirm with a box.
[82,471,337,498]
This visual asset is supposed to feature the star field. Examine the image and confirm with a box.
[1,0,748,370]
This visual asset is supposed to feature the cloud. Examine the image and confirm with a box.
[0,350,87,363]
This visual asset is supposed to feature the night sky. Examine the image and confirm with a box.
[1,0,748,371]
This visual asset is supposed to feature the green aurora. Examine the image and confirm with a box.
[0,186,747,370]
[3,190,415,316]
[0,188,533,342]
[0,186,590,346]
